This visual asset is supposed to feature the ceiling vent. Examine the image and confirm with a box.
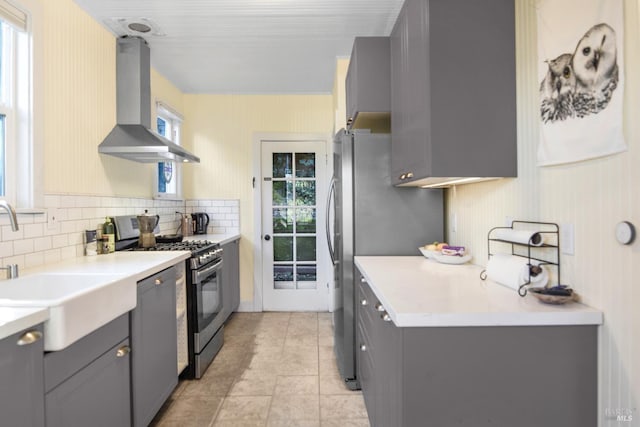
[104,17,166,37]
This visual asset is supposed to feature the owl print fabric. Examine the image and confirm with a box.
[537,0,626,166]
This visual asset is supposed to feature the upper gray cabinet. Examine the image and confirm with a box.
[346,37,391,133]
[390,0,517,187]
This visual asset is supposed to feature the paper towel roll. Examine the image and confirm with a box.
[485,254,549,291]
[492,229,545,246]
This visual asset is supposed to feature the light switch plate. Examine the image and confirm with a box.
[560,223,574,255]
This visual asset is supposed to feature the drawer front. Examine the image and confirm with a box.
[45,338,131,427]
[138,266,176,292]
[356,322,376,426]
[44,313,129,393]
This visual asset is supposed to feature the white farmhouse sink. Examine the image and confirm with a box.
[0,274,136,351]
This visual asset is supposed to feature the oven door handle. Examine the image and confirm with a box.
[193,259,224,284]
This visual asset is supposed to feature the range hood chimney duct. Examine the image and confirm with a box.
[98,36,200,163]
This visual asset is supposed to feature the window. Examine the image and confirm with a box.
[155,102,183,200]
[0,0,40,209]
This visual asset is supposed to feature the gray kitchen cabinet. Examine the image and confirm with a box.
[222,238,240,316]
[0,324,45,427]
[346,37,391,133]
[130,266,178,427]
[356,268,597,427]
[390,0,517,186]
[44,314,130,427]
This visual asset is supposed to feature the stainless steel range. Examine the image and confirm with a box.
[113,216,225,379]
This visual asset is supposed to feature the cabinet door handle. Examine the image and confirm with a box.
[17,330,43,346]
[116,345,131,358]
[399,174,407,180]
[154,278,163,286]
[406,172,414,179]
[360,277,367,283]
[381,312,392,322]
[374,303,385,312]
[360,344,367,352]
[360,299,368,306]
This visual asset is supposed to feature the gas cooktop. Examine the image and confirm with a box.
[130,240,214,253]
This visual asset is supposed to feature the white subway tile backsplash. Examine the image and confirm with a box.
[14,239,35,256]
[0,241,13,258]
[0,195,240,271]
[23,223,44,239]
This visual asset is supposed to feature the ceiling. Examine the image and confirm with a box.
[72,0,404,94]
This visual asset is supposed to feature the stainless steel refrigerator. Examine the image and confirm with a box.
[327,129,443,390]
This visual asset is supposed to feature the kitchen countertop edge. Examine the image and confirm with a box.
[0,307,49,341]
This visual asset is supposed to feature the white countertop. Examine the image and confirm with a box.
[26,251,191,281]
[354,256,603,327]
[0,307,49,340]
[185,233,240,246]
[0,251,190,343]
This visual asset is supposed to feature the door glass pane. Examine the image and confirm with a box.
[295,208,315,233]
[273,208,294,233]
[273,153,293,178]
[295,181,316,206]
[273,236,293,261]
[295,153,315,178]
[274,265,294,286]
[296,265,316,282]
[296,236,316,261]
[273,181,293,206]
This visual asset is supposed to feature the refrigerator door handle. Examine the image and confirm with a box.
[325,176,337,265]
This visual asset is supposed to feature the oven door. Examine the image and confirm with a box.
[192,258,224,353]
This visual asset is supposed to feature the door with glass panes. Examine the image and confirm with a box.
[261,140,328,311]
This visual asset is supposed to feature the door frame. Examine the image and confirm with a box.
[252,132,334,312]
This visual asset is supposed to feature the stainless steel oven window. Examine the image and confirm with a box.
[193,260,224,332]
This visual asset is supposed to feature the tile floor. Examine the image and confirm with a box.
[151,312,371,427]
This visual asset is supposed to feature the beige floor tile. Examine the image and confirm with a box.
[274,375,319,395]
[318,345,335,361]
[228,373,278,396]
[320,419,371,427]
[319,372,354,395]
[216,396,272,421]
[318,334,334,347]
[267,419,320,427]
[152,395,224,427]
[319,395,368,420]
[284,334,319,348]
[319,355,339,377]
[213,419,267,427]
[268,394,320,420]
[181,374,237,397]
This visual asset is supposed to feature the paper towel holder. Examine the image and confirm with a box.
[480,220,560,297]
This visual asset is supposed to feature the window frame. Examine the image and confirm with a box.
[0,0,43,210]
[154,100,184,201]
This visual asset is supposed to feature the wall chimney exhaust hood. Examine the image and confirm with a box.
[98,37,200,163]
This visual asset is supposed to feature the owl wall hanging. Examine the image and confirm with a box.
[536,0,626,166]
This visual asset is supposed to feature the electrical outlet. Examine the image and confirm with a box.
[47,208,59,230]
[561,223,575,255]
[451,213,457,233]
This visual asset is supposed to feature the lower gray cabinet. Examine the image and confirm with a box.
[0,324,45,427]
[44,314,130,427]
[356,268,597,427]
[130,266,178,427]
[222,238,240,316]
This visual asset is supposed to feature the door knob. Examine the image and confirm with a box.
[264,234,271,241]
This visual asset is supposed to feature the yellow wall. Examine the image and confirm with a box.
[446,1,640,420]
[42,0,186,198]
[183,94,334,302]
[333,58,350,133]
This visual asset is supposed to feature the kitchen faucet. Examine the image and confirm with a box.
[0,200,19,231]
